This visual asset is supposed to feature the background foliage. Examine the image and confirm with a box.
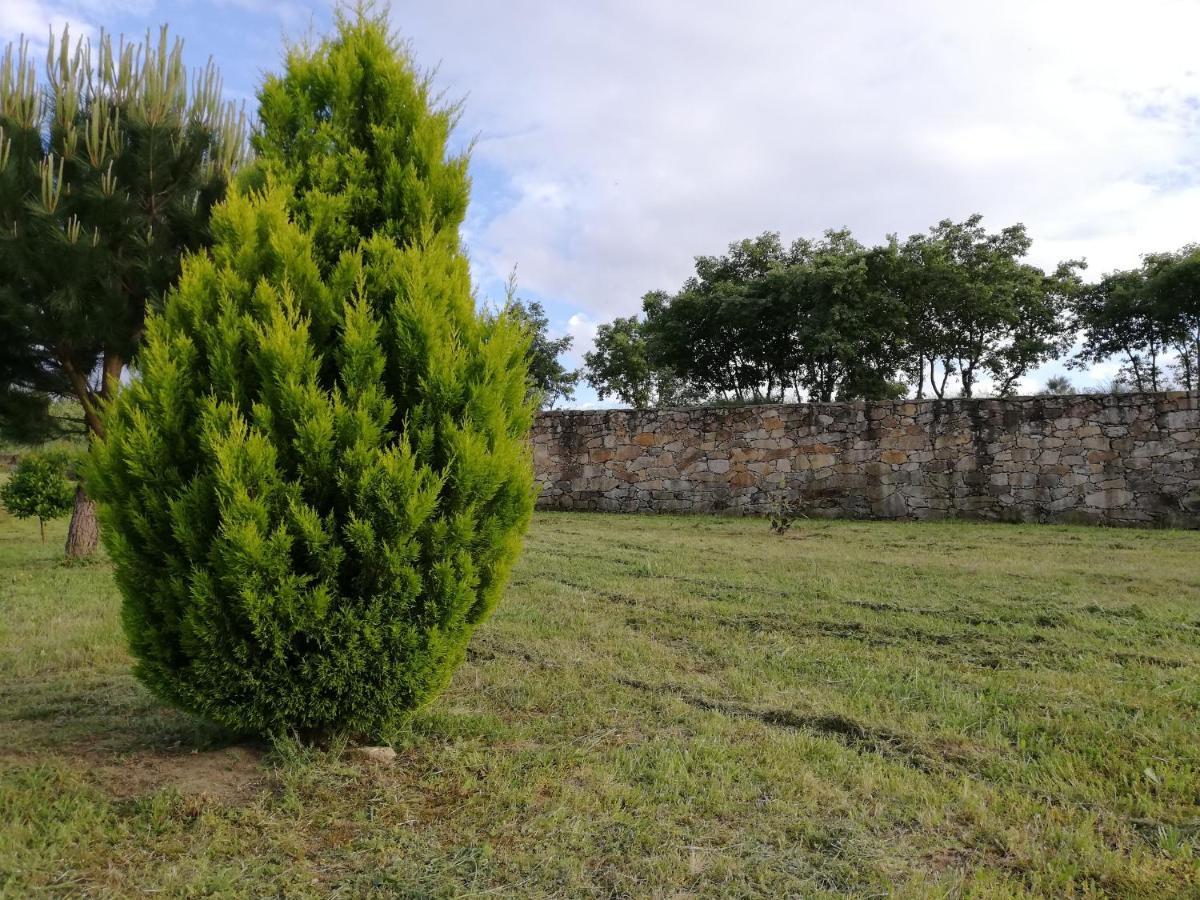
[0,27,245,442]
[587,217,1098,406]
[1,450,75,539]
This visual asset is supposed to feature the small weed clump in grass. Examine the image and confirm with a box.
[768,497,804,534]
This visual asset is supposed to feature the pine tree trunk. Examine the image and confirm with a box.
[65,484,99,558]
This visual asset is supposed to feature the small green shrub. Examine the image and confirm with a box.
[768,497,803,535]
[88,11,536,741]
[2,452,75,541]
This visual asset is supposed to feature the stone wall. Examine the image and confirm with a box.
[532,392,1200,527]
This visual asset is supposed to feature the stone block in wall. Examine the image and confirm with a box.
[1084,489,1136,509]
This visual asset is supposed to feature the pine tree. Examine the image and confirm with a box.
[0,27,246,555]
[88,11,536,740]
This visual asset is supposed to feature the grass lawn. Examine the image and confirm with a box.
[2,510,1198,897]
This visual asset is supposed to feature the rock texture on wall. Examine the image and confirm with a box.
[532,392,1200,527]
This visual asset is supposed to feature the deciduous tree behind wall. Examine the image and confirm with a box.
[501,295,580,409]
[583,217,1083,406]
[897,216,1082,399]
[1072,246,1200,393]
[0,27,246,556]
[1147,246,1200,391]
[585,315,679,408]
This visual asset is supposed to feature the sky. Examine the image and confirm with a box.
[4,0,1199,404]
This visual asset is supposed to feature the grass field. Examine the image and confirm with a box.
[2,509,1199,898]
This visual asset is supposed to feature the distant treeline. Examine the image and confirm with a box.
[579,216,1199,407]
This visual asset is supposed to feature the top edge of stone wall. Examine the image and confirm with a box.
[537,390,1198,419]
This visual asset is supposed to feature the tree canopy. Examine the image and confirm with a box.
[496,274,579,409]
[585,216,1082,406]
[898,216,1083,399]
[0,27,246,442]
[584,314,679,408]
[1072,247,1199,393]
[1,451,75,541]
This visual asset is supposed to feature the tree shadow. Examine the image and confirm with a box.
[2,667,244,757]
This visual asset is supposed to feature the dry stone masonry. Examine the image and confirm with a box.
[532,392,1200,527]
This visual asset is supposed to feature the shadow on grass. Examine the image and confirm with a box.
[0,673,270,803]
[2,670,235,753]
[2,658,515,807]
[616,676,969,775]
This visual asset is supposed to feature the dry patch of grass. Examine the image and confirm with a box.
[2,510,1198,897]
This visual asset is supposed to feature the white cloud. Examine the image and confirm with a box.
[0,0,98,45]
[388,0,1199,325]
[563,312,598,369]
[8,1,1197,401]
[0,0,167,60]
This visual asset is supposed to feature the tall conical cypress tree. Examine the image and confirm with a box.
[88,11,536,739]
[252,9,468,275]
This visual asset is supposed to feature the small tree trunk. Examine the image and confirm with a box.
[66,484,99,558]
[39,518,45,542]
[58,350,122,559]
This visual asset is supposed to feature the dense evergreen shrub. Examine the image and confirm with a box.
[88,12,536,740]
[252,9,468,277]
